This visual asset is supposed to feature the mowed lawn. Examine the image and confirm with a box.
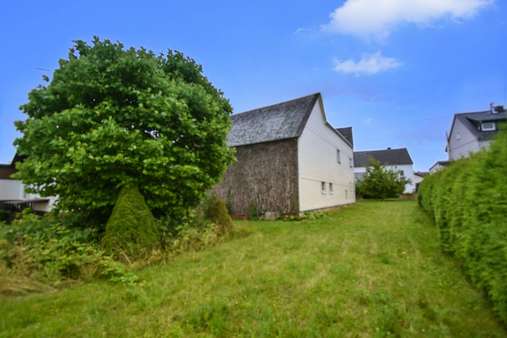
[1,201,505,337]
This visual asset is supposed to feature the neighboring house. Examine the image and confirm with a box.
[429,160,451,173]
[354,148,417,193]
[413,171,428,191]
[446,105,506,161]
[0,154,55,212]
[214,93,355,217]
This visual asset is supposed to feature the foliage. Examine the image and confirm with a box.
[102,184,160,260]
[247,201,259,220]
[1,201,505,336]
[356,159,408,199]
[0,211,137,289]
[14,37,234,227]
[196,193,233,235]
[418,128,507,324]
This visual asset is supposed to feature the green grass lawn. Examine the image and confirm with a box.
[1,201,505,337]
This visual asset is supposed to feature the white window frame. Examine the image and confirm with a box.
[481,122,496,131]
[321,181,327,195]
[336,149,341,164]
[329,182,334,194]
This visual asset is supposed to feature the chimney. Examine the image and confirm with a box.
[494,105,505,114]
[490,102,495,114]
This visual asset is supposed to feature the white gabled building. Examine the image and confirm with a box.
[446,105,506,161]
[215,93,355,216]
[0,155,55,212]
[353,148,418,194]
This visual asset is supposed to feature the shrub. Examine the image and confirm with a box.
[0,211,136,288]
[418,128,507,323]
[356,159,408,199]
[102,184,160,260]
[199,194,233,235]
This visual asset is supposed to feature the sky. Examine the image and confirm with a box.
[1,0,506,171]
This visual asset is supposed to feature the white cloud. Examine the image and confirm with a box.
[323,0,493,38]
[333,52,401,76]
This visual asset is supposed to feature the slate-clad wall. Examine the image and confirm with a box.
[214,139,299,216]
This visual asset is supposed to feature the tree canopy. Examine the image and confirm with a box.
[356,160,408,199]
[14,37,234,226]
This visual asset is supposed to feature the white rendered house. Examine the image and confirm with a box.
[0,155,55,212]
[353,148,417,194]
[446,105,506,161]
[215,93,356,216]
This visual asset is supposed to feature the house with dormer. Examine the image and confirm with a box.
[446,105,506,161]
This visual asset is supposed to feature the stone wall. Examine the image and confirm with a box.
[214,139,299,216]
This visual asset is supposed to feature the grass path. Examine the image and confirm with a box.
[1,201,505,337]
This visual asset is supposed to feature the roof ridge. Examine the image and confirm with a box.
[354,147,407,153]
[455,110,495,116]
[232,92,320,117]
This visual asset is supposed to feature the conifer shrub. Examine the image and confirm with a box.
[196,193,233,235]
[418,128,507,323]
[102,184,160,260]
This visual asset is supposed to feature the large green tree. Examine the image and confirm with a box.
[14,37,234,227]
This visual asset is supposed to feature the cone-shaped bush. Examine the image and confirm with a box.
[204,194,233,235]
[102,184,160,259]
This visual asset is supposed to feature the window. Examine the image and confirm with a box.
[345,189,348,199]
[329,182,334,194]
[349,157,353,168]
[481,122,496,131]
[336,149,341,164]
[321,181,326,194]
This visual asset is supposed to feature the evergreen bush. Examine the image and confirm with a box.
[196,193,233,235]
[418,128,507,323]
[102,184,160,259]
[356,159,408,199]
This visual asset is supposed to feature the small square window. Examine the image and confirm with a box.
[329,182,334,194]
[321,181,326,194]
[481,122,496,131]
[336,149,341,164]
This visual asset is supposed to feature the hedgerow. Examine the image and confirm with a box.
[418,128,507,323]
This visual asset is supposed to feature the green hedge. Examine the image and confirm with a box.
[418,128,507,323]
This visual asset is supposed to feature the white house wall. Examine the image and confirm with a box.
[448,118,480,160]
[298,102,355,211]
[0,179,56,212]
[0,179,25,200]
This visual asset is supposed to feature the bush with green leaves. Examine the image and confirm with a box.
[418,128,507,323]
[14,37,234,228]
[102,184,160,260]
[197,193,233,235]
[356,159,409,199]
[0,211,136,286]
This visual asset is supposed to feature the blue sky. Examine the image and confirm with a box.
[1,0,506,171]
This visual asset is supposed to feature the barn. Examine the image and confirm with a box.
[214,93,355,217]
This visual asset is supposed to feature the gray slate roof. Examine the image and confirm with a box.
[451,109,507,142]
[336,127,353,147]
[228,93,320,147]
[354,148,413,167]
